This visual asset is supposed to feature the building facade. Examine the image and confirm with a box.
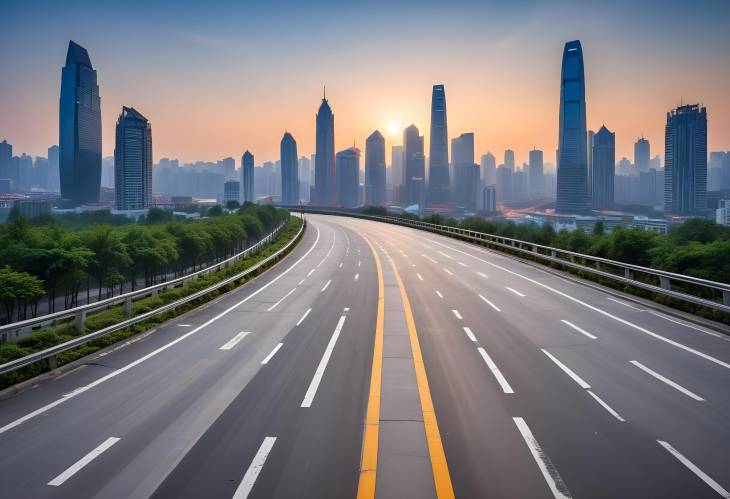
[528,149,544,196]
[336,147,360,208]
[365,130,386,206]
[634,137,650,172]
[428,84,450,203]
[242,150,254,203]
[313,96,335,205]
[591,125,615,209]
[402,125,425,207]
[280,132,299,205]
[223,180,241,204]
[664,104,707,215]
[114,107,152,211]
[452,133,478,210]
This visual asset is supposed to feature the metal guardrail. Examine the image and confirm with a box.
[0,221,288,341]
[297,207,730,314]
[0,218,305,375]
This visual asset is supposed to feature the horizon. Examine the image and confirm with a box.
[1,0,729,165]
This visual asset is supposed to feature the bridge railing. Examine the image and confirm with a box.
[0,219,304,375]
[295,207,730,315]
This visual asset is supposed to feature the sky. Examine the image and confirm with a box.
[1,0,729,167]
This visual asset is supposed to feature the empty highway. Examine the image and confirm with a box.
[0,214,729,498]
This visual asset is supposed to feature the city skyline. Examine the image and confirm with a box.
[1,1,729,165]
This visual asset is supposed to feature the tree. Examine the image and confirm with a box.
[207,205,224,217]
[82,226,132,299]
[225,200,240,211]
[592,220,605,236]
[0,266,44,323]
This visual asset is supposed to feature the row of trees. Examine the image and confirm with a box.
[0,204,289,324]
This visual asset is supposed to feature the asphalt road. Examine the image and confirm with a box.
[0,214,728,499]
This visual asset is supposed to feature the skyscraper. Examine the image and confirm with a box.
[114,107,152,210]
[0,140,12,183]
[280,132,299,205]
[428,84,450,203]
[336,147,360,208]
[59,40,101,206]
[402,125,425,207]
[242,150,254,203]
[591,125,615,209]
[634,137,650,172]
[313,95,335,205]
[480,152,496,186]
[504,149,515,170]
[365,130,386,206]
[664,104,707,215]
[452,133,478,210]
[528,149,544,196]
[556,40,589,213]
[48,145,60,192]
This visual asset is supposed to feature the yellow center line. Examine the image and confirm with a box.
[357,233,385,499]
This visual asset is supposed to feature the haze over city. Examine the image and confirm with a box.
[2,0,729,164]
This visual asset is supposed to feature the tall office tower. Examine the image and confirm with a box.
[496,165,513,202]
[528,149,544,196]
[391,144,403,189]
[452,133,478,209]
[587,129,595,198]
[0,140,12,183]
[365,130,386,206]
[48,145,60,192]
[114,107,152,210]
[664,104,707,215]
[634,137,650,172]
[336,147,361,208]
[223,180,241,204]
[280,132,299,205]
[591,125,615,209]
[313,94,335,205]
[17,154,33,191]
[59,40,101,206]
[428,84,450,203]
[402,125,425,207]
[298,156,311,203]
[556,40,589,213]
[482,185,497,213]
[218,157,236,181]
[480,152,496,186]
[504,149,515,170]
[241,150,254,203]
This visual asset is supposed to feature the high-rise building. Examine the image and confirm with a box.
[482,184,497,213]
[639,168,664,206]
[313,95,335,205]
[242,150,254,203]
[496,165,513,202]
[452,133,478,210]
[634,137,650,173]
[504,149,515,170]
[528,149,544,196]
[336,147,360,208]
[298,156,311,203]
[114,107,152,211]
[48,145,60,192]
[59,40,101,206]
[556,40,589,213]
[280,132,299,205]
[365,130,386,206]
[664,104,707,215]
[0,140,13,185]
[402,125,425,207]
[218,157,236,181]
[428,84,450,203]
[480,152,496,186]
[591,125,615,209]
[587,130,595,199]
[223,180,241,204]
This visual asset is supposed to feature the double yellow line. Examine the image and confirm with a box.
[357,234,454,499]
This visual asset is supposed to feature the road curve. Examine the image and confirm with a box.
[0,214,728,499]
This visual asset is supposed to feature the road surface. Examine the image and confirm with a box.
[0,214,728,498]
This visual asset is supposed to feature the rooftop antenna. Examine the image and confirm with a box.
[323,86,326,100]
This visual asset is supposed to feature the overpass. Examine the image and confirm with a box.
[0,213,729,498]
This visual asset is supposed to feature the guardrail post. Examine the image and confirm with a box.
[595,262,601,271]
[124,296,133,317]
[624,269,633,280]
[724,290,730,306]
[48,355,57,370]
[75,310,86,333]
[659,276,671,290]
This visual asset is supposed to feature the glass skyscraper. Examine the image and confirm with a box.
[591,125,615,210]
[336,147,360,208]
[59,40,101,206]
[664,104,707,215]
[428,84,450,204]
[114,107,152,210]
[242,150,254,203]
[365,130,386,206]
[280,132,299,205]
[556,40,589,213]
[402,124,425,207]
[314,95,335,206]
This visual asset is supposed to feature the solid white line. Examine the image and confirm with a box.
[506,287,525,298]
[233,436,277,499]
[444,268,454,275]
[321,279,332,292]
[477,272,488,279]
[261,343,283,364]
[296,308,311,326]
[513,417,572,499]
[0,224,323,437]
[586,390,625,422]
[542,349,591,389]
[417,273,424,281]
[315,232,336,268]
[452,309,463,320]
[607,297,643,311]
[457,261,468,267]
[220,331,251,351]
[48,437,120,486]
[354,273,359,282]
[479,294,501,312]
[478,347,514,394]
[266,288,296,311]
[424,237,730,370]
[301,312,348,407]
[630,360,704,401]
[307,269,315,277]
[657,440,730,498]
[422,254,438,264]
[435,290,443,299]
[560,320,598,340]
[463,327,477,342]
[648,311,725,339]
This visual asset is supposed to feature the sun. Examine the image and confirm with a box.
[387,122,399,137]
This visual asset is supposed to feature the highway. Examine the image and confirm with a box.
[0,214,729,498]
